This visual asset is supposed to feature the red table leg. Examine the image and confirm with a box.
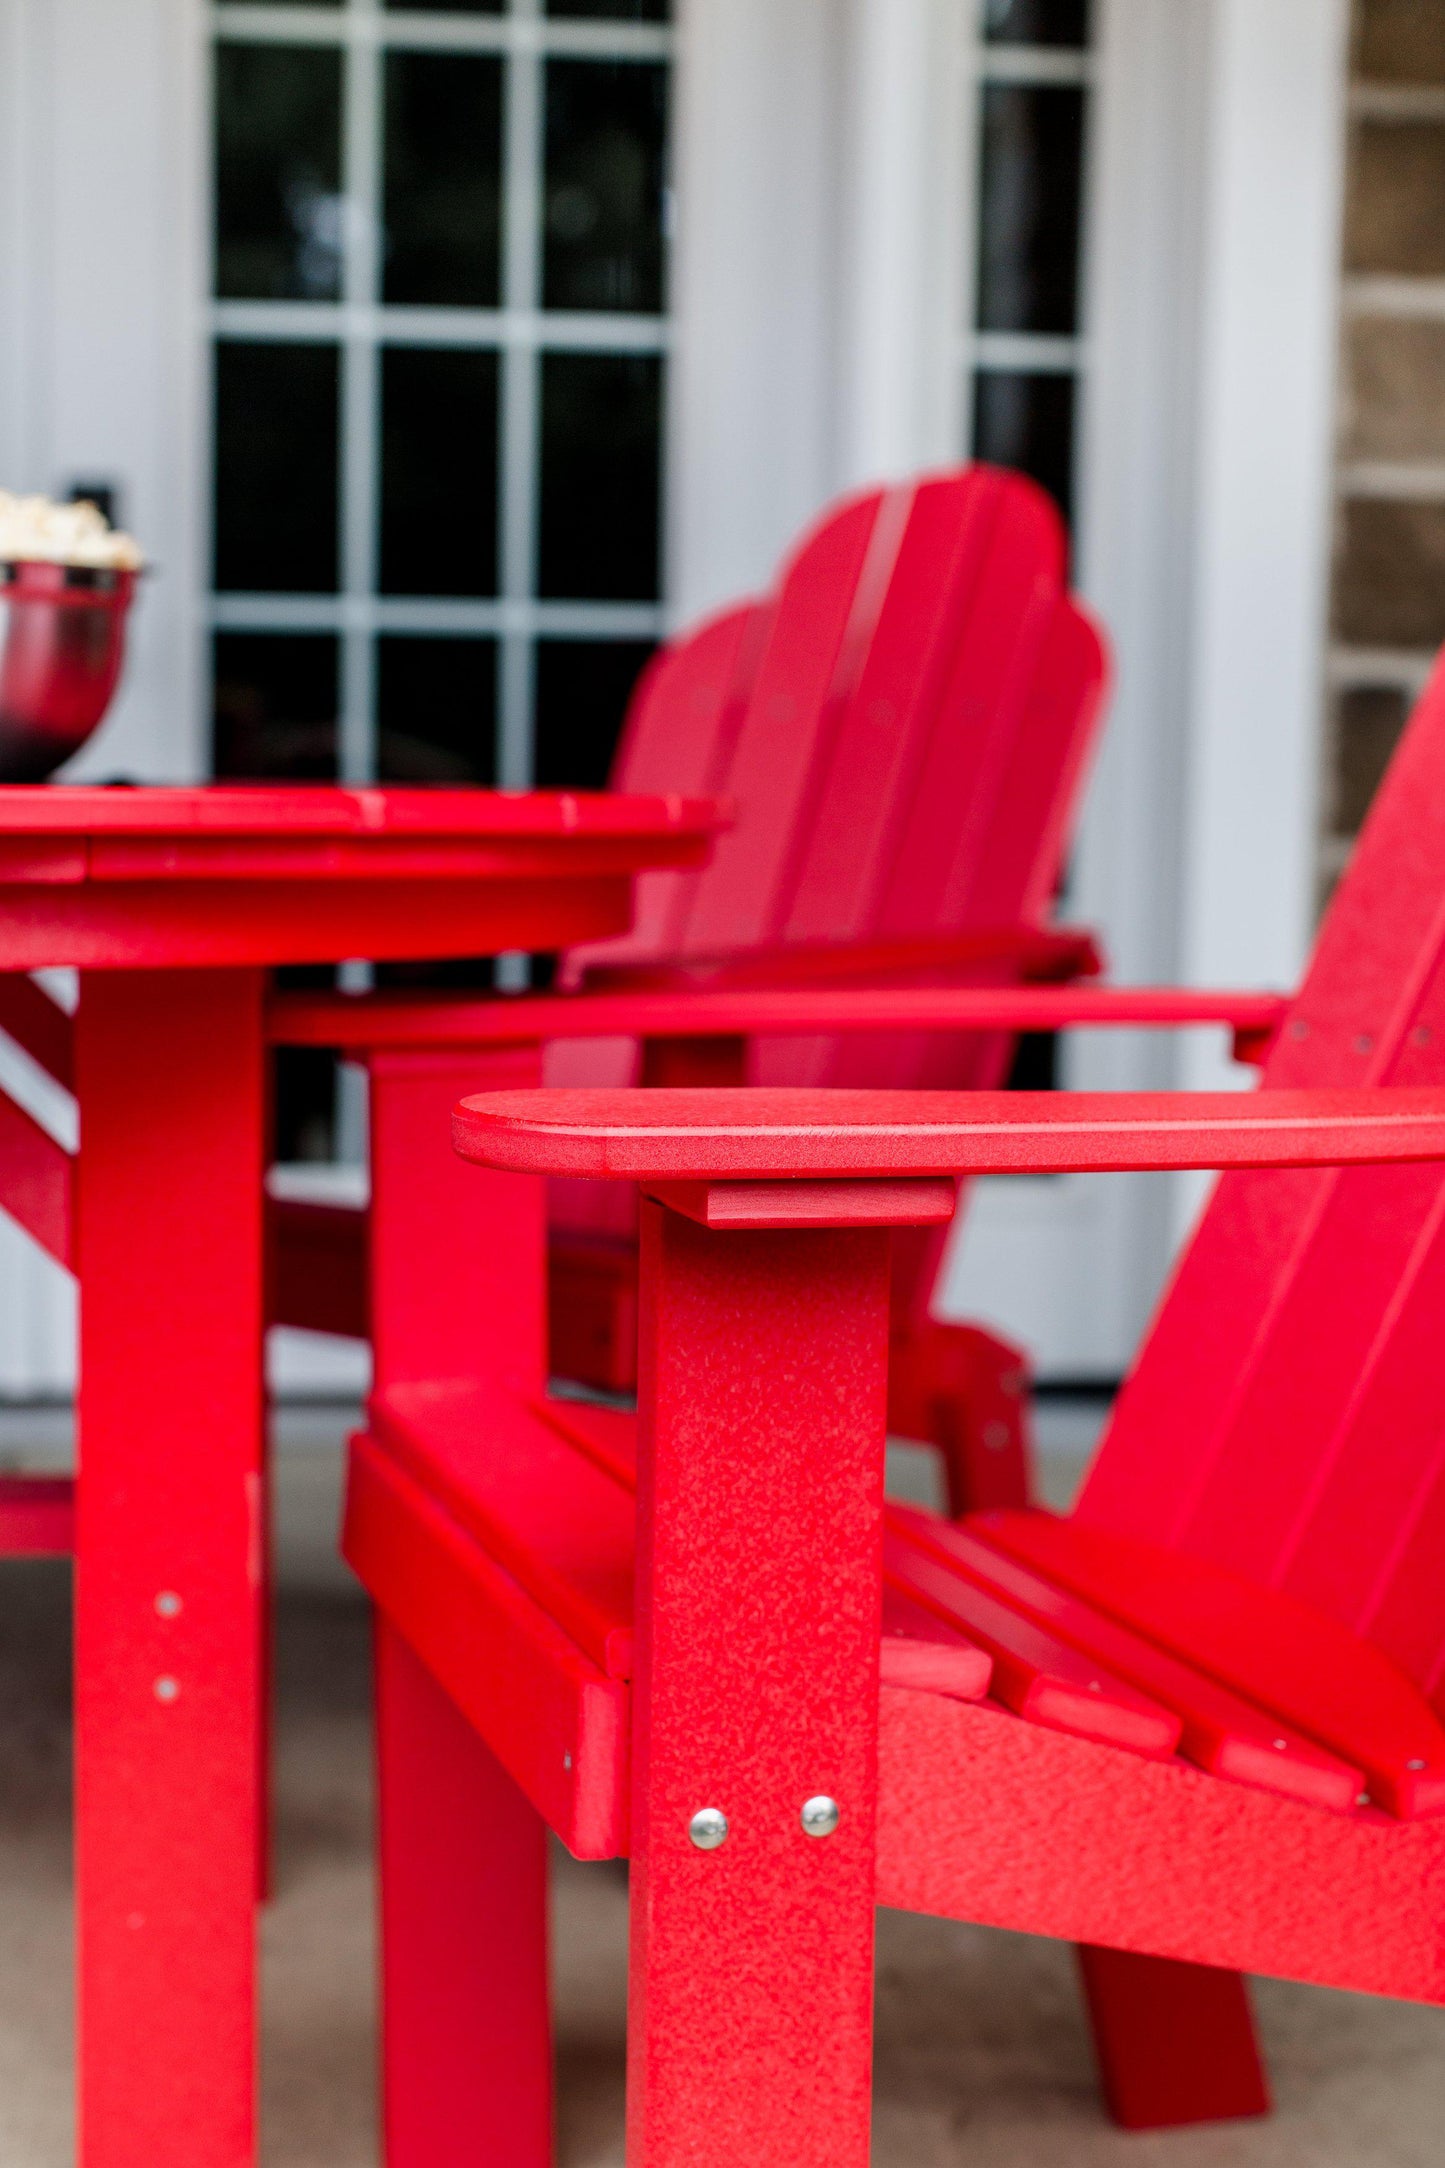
[368,1047,553,2167]
[628,1201,890,2168]
[74,970,267,2168]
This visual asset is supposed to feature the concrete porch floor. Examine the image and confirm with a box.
[1,1403,1443,2166]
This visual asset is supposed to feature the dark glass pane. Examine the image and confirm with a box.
[271,1008,339,1165]
[973,369,1076,524]
[377,636,497,783]
[984,0,1088,43]
[977,84,1085,334]
[215,44,343,301]
[380,348,499,597]
[214,343,339,592]
[1004,1032,1059,1091]
[534,639,654,789]
[538,353,662,600]
[212,632,339,779]
[547,1,670,17]
[544,61,667,312]
[383,53,503,307]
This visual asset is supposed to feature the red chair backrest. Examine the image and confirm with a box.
[562,465,1109,1095]
[1078,652,1445,1705]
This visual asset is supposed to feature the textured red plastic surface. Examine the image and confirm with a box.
[1076,1946,1270,2129]
[1075,650,1445,1716]
[895,1512,1363,1812]
[0,1472,74,1554]
[0,789,718,972]
[0,1081,72,1266]
[0,969,74,1085]
[345,1429,627,1858]
[977,1510,1445,1818]
[272,974,1272,1049]
[271,977,1282,1053]
[0,783,720,841]
[456,1083,1445,1180]
[626,1206,888,2166]
[876,1686,1445,2002]
[374,1622,552,2168]
[74,971,267,2168]
[644,1175,958,1229]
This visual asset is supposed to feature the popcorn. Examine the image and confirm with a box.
[0,489,144,571]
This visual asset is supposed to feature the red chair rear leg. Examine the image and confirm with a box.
[376,1619,553,2168]
[1077,1945,1269,2130]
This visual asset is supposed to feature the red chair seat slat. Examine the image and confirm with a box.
[891,1511,1364,1813]
[972,1508,1445,1819]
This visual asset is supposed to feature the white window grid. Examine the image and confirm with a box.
[959,5,1095,472]
[208,0,675,790]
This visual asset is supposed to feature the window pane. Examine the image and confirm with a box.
[547,1,672,25]
[383,53,504,308]
[214,343,339,592]
[380,348,500,597]
[538,353,662,600]
[972,370,1076,524]
[215,44,343,302]
[377,636,498,783]
[387,0,502,11]
[534,639,654,789]
[984,0,1088,43]
[977,85,1086,335]
[544,61,668,312]
[213,632,339,779]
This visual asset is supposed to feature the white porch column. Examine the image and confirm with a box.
[667,0,847,621]
[1173,0,1350,1044]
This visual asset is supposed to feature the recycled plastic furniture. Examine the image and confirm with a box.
[272,463,1118,1513]
[343,654,1445,2162]
[0,783,719,2168]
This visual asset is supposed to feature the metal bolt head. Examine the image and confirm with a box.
[801,1795,841,1839]
[1408,1758,1428,1772]
[688,1807,729,1851]
[153,1675,180,1704]
[154,1591,182,1619]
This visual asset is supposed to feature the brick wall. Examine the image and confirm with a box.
[1329,0,1445,884]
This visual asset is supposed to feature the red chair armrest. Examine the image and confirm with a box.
[269,982,1287,1056]
[574,925,1106,993]
[453,1084,1445,1185]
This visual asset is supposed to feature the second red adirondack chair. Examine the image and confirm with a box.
[270,462,1111,1510]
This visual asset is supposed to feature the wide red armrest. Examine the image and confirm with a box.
[575,925,1104,993]
[269,982,1286,1056]
[453,1085,1445,1183]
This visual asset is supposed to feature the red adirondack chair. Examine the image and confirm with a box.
[342,658,1445,2161]
[271,463,1114,1512]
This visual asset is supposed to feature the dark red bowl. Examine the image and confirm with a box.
[0,560,139,782]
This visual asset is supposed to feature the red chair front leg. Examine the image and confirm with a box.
[627,1199,890,2167]
[367,1044,552,2165]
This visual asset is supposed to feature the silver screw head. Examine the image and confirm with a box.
[1408,1758,1428,1772]
[154,1591,182,1619]
[153,1675,180,1704]
[801,1795,841,1839]
[688,1807,729,1851]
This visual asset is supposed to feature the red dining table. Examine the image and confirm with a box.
[0,783,720,2168]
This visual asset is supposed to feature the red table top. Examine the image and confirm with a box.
[0,786,724,970]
